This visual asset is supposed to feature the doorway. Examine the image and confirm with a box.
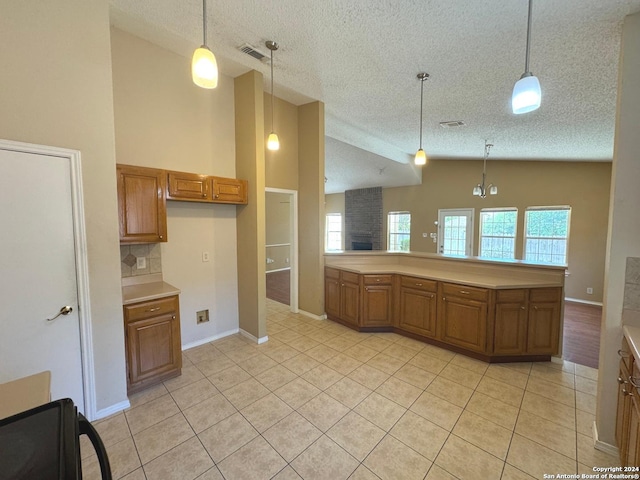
[0,139,93,416]
[438,208,475,256]
[265,188,298,312]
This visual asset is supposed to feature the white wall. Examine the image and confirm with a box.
[0,0,126,414]
[597,10,640,445]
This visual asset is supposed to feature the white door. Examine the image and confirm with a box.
[438,208,474,256]
[0,148,84,411]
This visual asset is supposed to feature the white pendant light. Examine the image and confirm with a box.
[472,141,497,198]
[415,72,429,166]
[192,0,218,89]
[266,40,280,151]
[512,0,540,114]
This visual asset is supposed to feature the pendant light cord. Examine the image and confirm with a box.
[271,47,275,132]
[524,0,533,74]
[202,0,207,46]
[419,78,424,149]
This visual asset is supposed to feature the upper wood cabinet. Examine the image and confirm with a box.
[211,177,248,204]
[166,171,210,201]
[117,164,167,244]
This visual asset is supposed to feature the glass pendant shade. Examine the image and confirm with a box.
[192,46,218,89]
[267,132,280,151]
[489,185,498,195]
[414,148,427,166]
[512,74,541,114]
[473,185,482,196]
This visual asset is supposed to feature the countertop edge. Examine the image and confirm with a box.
[623,325,640,362]
[122,281,181,305]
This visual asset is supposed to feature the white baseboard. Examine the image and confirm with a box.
[181,329,240,350]
[239,328,269,344]
[93,399,130,421]
[266,267,291,273]
[298,309,327,321]
[565,297,603,307]
[593,421,619,456]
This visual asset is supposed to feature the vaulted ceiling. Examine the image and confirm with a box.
[109,0,640,193]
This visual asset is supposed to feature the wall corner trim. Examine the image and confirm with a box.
[239,329,268,344]
[299,310,327,321]
[565,297,604,307]
[593,420,619,456]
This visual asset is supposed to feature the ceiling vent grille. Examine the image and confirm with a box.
[439,120,466,128]
[238,43,268,62]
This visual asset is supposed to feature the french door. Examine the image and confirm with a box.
[438,208,474,256]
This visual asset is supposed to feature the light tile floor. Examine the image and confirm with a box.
[82,299,619,480]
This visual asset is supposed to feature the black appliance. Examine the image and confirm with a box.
[0,398,111,480]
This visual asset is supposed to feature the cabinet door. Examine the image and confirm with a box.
[616,362,631,464]
[494,302,528,354]
[117,165,167,243]
[527,301,560,355]
[211,177,248,204]
[439,296,488,353]
[325,276,341,320]
[341,281,360,326]
[167,171,210,201]
[362,285,393,327]
[398,287,437,337]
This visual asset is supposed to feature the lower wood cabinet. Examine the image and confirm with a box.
[439,283,489,354]
[124,295,182,394]
[398,276,437,338]
[616,340,640,467]
[324,267,563,361]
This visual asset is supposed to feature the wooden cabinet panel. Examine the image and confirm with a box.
[439,296,488,353]
[441,282,489,302]
[617,361,632,465]
[362,285,392,327]
[363,275,393,286]
[167,171,210,201]
[211,177,248,204]
[527,301,560,355]
[398,287,437,337]
[400,276,437,292]
[529,287,561,303]
[341,281,360,326]
[494,302,528,354]
[325,276,341,319]
[124,295,181,393]
[117,165,167,243]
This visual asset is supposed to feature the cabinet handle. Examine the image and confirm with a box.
[146,307,161,312]
[521,306,526,310]
[416,283,423,287]
[618,376,628,385]
[623,388,633,396]
[341,283,345,287]
[365,287,369,291]
[618,349,629,358]
[159,235,163,239]
[428,294,434,298]
[443,297,446,301]
[376,279,380,282]
[215,194,220,199]
[630,376,640,389]
[459,290,470,295]
[172,315,176,320]
[533,306,538,310]
[203,193,207,198]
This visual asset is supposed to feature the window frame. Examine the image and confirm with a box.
[523,206,571,266]
[478,208,518,260]
[387,211,411,252]
[325,213,343,252]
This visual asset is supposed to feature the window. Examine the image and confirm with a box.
[325,213,342,251]
[524,207,571,265]
[438,209,474,256]
[388,212,411,251]
[479,209,517,259]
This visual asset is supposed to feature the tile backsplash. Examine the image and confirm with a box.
[120,244,162,278]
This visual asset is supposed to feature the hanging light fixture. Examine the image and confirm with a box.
[414,72,429,165]
[512,0,541,114]
[192,0,218,89]
[473,141,497,198]
[266,40,280,151]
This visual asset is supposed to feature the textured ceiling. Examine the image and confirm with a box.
[109,0,640,193]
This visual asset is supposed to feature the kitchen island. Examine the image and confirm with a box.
[325,251,566,362]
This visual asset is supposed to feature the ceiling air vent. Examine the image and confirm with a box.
[439,120,466,128]
[238,43,269,62]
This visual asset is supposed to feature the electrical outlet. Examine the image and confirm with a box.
[285,257,289,263]
[136,257,146,269]
[587,287,593,295]
[196,309,209,324]
[202,251,210,262]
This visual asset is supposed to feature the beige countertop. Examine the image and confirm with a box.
[122,274,181,305]
[327,263,563,289]
[623,325,640,362]
[0,371,51,420]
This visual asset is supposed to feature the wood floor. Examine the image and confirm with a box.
[266,269,290,306]
[265,274,601,368]
[562,301,602,369]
